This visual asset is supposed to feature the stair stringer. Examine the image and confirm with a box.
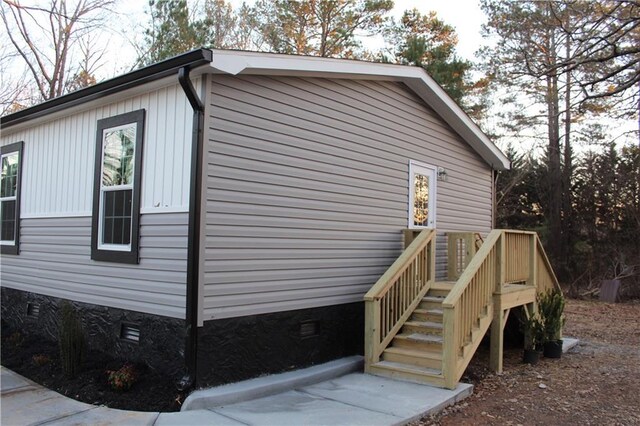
[453,304,493,384]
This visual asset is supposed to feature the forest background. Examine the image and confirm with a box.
[2,0,639,297]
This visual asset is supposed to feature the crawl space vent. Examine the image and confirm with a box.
[300,320,319,338]
[120,323,140,343]
[26,303,40,318]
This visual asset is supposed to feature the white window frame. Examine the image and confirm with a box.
[0,150,20,246]
[408,160,437,229]
[97,122,137,252]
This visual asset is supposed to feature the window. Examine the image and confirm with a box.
[408,161,437,229]
[1,142,23,255]
[91,110,145,263]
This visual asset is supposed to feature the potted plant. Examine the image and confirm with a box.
[521,312,545,365]
[538,289,566,358]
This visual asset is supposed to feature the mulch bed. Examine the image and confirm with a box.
[1,328,185,412]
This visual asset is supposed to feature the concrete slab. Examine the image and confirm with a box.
[155,410,246,426]
[0,387,94,426]
[301,373,473,421]
[0,366,37,393]
[43,406,159,426]
[563,337,579,352]
[183,356,363,411]
[212,390,402,426]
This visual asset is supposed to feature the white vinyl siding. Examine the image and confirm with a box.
[0,81,198,217]
[202,75,493,321]
[0,213,188,318]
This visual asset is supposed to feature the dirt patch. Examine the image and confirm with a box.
[1,329,184,412]
[414,299,640,425]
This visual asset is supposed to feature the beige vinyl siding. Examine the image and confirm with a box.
[1,213,188,318]
[202,75,492,320]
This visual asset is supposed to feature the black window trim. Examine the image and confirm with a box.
[1,141,23,255]
[91,109,145,264]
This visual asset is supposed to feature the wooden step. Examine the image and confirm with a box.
[429,281,455,297]
[411,308,443,322]
[382,346,442,369]
[393,332,443,351]
[419,295,445,311]
[368,360,445,387]
[403,320,444,336]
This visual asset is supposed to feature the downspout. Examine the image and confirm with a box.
[177,66,205,391]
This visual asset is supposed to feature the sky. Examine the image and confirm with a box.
[110,0,487,75]
[380,0,485,61]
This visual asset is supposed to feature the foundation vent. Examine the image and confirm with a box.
[300,320,319,338]
[26,303,40,318]
[120,323,140,343]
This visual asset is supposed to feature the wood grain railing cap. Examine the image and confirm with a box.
[363,228,435,301]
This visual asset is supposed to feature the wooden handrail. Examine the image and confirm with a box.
[442,230,502,308]
[446,232,481,281]
[364,229,435,301]
[535,235,561,292]
[364,228,436,368]
[441,229,560,388]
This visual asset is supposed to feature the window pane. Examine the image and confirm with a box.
[102,189,132,245]
[102,125,136,187]
[1,199,16,241]
[1,153,19,198]
[413,173,429,227]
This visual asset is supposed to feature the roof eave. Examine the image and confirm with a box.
[1,49,213,130]
[209,50,510,171]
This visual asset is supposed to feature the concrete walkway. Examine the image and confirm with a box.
[0,358,472,426]
[1,340,580,426]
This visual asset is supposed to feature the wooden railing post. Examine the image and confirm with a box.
[429,237,436,282]
[364,299,381,371]
[442,306,456,389]
[528,234,537,287]
[495,231,505,293]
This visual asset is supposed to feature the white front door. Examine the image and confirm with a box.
[409,161,437,229]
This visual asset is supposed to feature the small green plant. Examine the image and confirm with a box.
[521,312,545,351]
[58,302,86,378]
[32,354,51,366]
[106,363,138,391]
[7,331,23,347]
[538,289,566,341]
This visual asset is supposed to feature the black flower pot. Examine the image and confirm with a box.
[543,339,563,358]
[523,349,540,365]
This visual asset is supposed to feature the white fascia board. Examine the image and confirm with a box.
[209,50,510,171]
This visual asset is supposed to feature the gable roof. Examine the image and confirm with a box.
[1,48,509,170]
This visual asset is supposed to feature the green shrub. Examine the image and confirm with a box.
[106,364,138,391]
[538,289,566,341]
[521,312,545,351]
[58,302,86,378]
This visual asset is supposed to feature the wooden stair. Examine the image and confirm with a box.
[365,229,561,389]
[367,281,454,387]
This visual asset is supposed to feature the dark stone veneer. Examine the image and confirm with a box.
[1,287,364,388]
[1,287,186,379]
[196,302,364,388]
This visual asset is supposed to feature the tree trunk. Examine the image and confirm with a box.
[561,26,573,277]
[546,20,563,277]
